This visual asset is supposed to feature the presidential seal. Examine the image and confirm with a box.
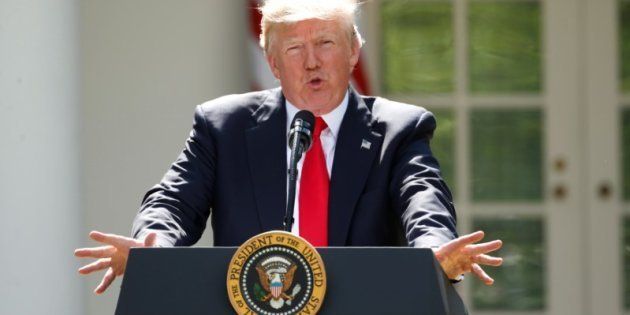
[227,231,326,315]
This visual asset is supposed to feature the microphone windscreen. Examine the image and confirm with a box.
[293,110,315,133]
[288,110,315,150]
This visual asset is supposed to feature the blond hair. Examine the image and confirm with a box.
[258,0,364,54]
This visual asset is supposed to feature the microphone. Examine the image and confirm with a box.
[288,110,316,156]
[284,110,315,232]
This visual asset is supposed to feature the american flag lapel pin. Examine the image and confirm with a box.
[361,139,371,150]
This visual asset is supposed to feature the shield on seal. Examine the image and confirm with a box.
[270,277,283,299]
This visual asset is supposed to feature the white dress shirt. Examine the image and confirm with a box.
[285,91,349,236]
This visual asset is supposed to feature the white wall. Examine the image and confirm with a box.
[0,1,82,314]
[80,1,247,314]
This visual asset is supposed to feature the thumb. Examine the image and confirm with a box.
[144,232,157,247]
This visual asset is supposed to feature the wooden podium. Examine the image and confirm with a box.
[115,247,468,314]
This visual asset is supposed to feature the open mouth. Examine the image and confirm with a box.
[307,77,324,89]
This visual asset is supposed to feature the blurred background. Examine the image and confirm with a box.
[0,0,628,314]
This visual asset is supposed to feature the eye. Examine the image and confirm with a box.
[321,40,334,46]
[286,45,302,54]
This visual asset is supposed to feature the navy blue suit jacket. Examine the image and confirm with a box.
[132,87,457,247]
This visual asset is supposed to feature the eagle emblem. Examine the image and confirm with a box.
[255,256,301,309]
[227,231,326,315]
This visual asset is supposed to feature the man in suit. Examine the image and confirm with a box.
[75,0,502,294]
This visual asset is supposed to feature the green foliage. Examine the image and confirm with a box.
[471,109,543,201]
[381,1,541,94]
[623,109,630,201]
[253,282,266,302]
[469,2,541,93]
[625,217,630,309]
[381,1,454,94]
[428,109,456,193]
[473,218,546,310]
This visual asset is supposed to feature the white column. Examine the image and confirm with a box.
[0,1,82,315]
[81,1,247,314]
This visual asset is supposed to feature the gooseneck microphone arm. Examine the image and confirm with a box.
[284,132,302,232]
[283,111,315,232]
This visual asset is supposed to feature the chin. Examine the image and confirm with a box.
[305,96,331,108]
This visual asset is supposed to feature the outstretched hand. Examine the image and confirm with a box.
[74,231,157,294]
[433,230,503,285]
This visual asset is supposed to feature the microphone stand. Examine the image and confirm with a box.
[284,134,302,232]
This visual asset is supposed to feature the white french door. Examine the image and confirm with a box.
[362,0,629,314]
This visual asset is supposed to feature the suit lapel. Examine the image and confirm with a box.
[245,89,287,232]
[328,89,383,246]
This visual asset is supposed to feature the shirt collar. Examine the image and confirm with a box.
[285,90,349,139]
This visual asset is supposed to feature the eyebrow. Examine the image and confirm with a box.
[281,32,337,46]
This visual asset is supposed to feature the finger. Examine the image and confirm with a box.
[78,258,112,275]
[90,231,138,249]
[144,232,157,247]
[463,240,503,256]
[74,246,116,258]
[95,268,116,294]
[473,254,503,267]
[471,263,494,285]
[437,231,485,256]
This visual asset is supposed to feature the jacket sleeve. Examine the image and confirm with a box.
[389,110,458,248]
[131,105,215,246]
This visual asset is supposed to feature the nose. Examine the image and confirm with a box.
[304,45,319,70]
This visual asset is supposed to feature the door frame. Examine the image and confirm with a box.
[361,0,625,314]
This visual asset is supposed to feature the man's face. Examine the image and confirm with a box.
[266,19,360,116]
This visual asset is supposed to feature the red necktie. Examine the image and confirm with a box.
[299,117,329,246]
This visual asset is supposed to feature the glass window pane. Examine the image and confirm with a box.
[472,218,546,310]
[620,1,630,92]
[625,217,630,309]
[381,1,453,94]
[471,109,543,201]
[469,1,541,93]
[429,109,455,191]
[623,109,630,201]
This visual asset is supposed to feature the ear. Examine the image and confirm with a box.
[266,53,281,79]
[348,38,361,72]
